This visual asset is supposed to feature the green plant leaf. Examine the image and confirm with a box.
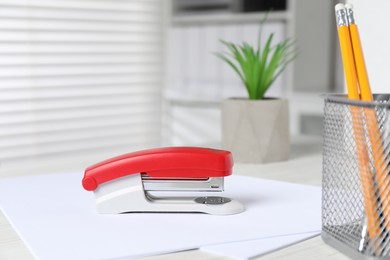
[214,52,246,85]
[264,45,284,87]
[239,43,257,98]
[215,14,298,100]
[267,48,299,87]
[256,33,274,99]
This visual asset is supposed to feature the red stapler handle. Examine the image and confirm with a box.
[82,147,233,191]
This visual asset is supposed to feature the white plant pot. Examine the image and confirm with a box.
[222,98,290,163]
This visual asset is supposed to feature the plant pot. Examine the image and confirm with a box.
[221,98,289,163]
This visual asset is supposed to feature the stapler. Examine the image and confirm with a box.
[82,147,244,215]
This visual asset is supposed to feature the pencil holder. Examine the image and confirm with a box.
[322,94,390,259]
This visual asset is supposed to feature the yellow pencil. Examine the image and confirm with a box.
[335,3,381,249]
[336,4,359,100]
[346,3,390,237]
[345,4,372,100]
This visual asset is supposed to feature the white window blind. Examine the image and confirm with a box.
[0,0,164,175]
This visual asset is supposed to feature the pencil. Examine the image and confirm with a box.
[345,4,371,100]
[346,3,390,238]
[335,3,381,250]
[335,4,359,100]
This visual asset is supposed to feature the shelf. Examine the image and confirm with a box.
[171,11,290,25]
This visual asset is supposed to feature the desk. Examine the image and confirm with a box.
[0,137,350,259]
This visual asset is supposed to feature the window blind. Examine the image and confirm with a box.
[0,0,164,175]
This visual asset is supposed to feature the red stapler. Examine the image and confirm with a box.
[82,147,244,215]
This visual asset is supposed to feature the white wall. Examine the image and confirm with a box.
[349,0,390,93]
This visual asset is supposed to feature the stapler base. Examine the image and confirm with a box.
[93,174,244,215]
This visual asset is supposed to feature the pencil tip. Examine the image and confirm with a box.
[335,3,345,11]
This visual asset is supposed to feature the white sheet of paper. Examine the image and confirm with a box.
[201,231,320,260]
[0,172,321,260]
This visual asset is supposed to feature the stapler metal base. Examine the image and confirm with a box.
[94,174,244,215]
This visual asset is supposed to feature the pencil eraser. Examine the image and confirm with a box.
[345,3,353,9]
[335,3,345,11]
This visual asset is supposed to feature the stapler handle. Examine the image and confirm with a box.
[82,147,233,191]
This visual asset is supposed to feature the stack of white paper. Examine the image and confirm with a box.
[201,231,319,259]
[0,172,321,259]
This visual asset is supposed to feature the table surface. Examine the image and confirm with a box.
[0,137,351,260]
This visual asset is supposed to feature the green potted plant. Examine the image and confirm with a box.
[216,20,297,163]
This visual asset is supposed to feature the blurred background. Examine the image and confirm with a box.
[0,0,348,176]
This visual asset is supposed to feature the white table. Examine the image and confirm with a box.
[0,137,350,259]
